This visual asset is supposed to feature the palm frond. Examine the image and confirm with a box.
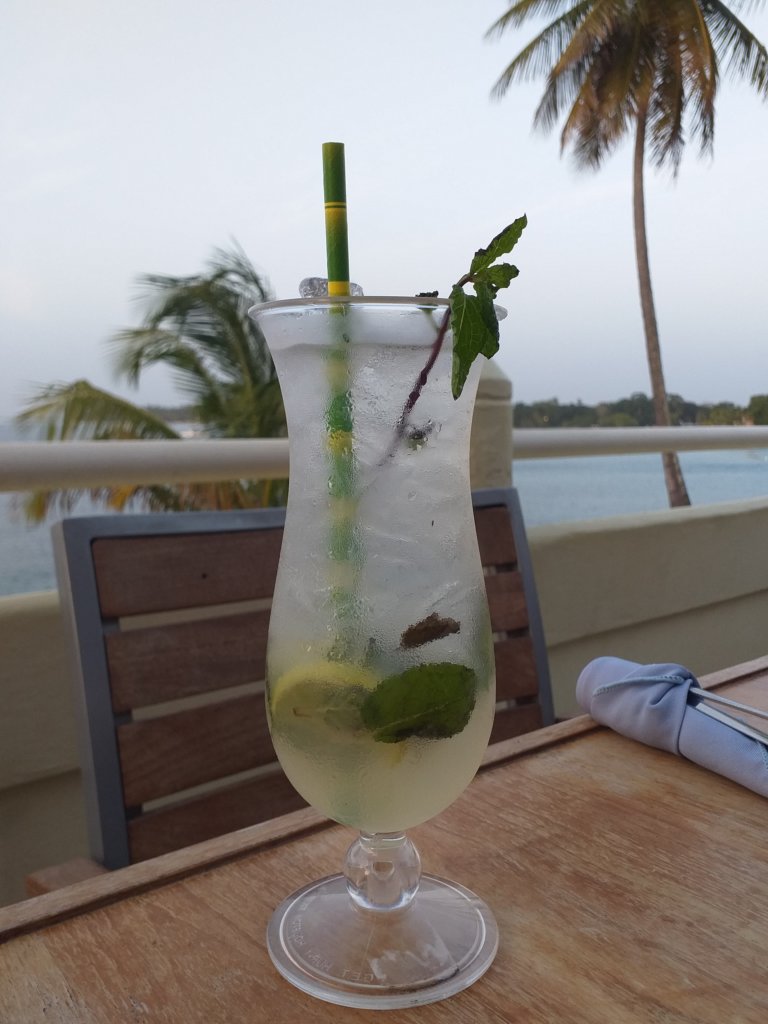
[117,245,274,406]
[645,15,688,170]
[559,68,630,168]
[678,1,718,156]
[207,242,272,306]
[490,1,593,99]
[131,281,249,376]
[536,56,593,133]
[486,0,586,40]
[109,326,228,406]
[550,0,630,73]
[15,380,181,441]
[702,0,768,95]
[14,378,185,524]
[552,29,634,166]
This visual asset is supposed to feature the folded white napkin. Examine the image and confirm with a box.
[576,657,768,798]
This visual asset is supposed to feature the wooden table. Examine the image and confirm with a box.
[2,657,768,1023]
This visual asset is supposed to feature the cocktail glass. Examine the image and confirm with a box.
[250,295,498,1008]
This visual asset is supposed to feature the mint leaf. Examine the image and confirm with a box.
[450,286,499,399]
[360,662,476,743]
[473,278,500,353]
[469,216,528,275]
[484,263,519,294]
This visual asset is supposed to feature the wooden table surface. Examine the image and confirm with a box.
[2,657,768,1024]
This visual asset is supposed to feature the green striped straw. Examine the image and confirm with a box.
[323,142,350,296]
[322,143,360,658]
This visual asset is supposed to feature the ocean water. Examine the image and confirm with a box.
[513,448,768,526]
[1,420,768,597]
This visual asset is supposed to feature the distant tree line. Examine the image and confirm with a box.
[513,393,768,429]
[145,404,199,423]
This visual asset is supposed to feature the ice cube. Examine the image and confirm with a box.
[299,278,364,297]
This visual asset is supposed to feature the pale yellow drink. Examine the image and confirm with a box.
[267,657,495,834]
[256,299,497,836]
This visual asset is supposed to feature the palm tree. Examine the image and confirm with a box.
[488,0,768,507]
[16,245,287,520]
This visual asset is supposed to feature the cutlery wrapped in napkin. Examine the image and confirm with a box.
[576,657,768,798]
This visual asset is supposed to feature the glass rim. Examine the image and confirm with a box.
[250,295,448,314]
[249,295,506,320]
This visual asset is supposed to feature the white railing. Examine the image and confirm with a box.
[513,426,768,459]
[0,439,290,492]
[2,426,768,493]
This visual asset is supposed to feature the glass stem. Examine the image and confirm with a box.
[345,832,421,912]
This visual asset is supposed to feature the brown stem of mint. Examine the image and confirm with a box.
[382,278,470,462]
[399,309,450,422]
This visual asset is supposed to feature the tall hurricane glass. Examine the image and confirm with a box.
[250,296,498,1008]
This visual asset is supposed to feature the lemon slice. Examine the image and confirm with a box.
[269,660,379,732]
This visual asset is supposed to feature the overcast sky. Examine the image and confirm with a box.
[2,0,767,421]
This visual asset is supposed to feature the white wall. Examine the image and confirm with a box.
[0,592,87,905]
[531,497,768,715]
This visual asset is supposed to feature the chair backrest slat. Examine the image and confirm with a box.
[55,489,552,870]
[127,773,306,863]
[472,489,554,742]
[485,573,529,633]
[493,636,540,702]
[93,529,283,616]
[117,694,271,806]
[489,704,543,745]
[474,504,518,566]
[106,610,269,712]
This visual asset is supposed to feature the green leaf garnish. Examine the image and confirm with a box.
[473,278,500,349]
[469,218,527,275]
[360,662,476,743]
[450,214,527,398]
[485,263,520,294]
[450,288,499,399]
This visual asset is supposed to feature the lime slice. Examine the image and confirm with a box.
[269,660,379,732]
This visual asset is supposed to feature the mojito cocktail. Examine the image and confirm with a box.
[251,296,498,1008]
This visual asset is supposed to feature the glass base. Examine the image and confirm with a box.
[266,872,498,1009]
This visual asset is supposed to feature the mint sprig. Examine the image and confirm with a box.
[383,214,527,461]
[360,662,476,743]
[450,216,527,399]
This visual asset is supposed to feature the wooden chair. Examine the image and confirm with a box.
[25,487,551,895]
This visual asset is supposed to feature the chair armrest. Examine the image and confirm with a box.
[25,856,108,897]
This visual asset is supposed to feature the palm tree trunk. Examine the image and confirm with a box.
[632,109,691,508]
